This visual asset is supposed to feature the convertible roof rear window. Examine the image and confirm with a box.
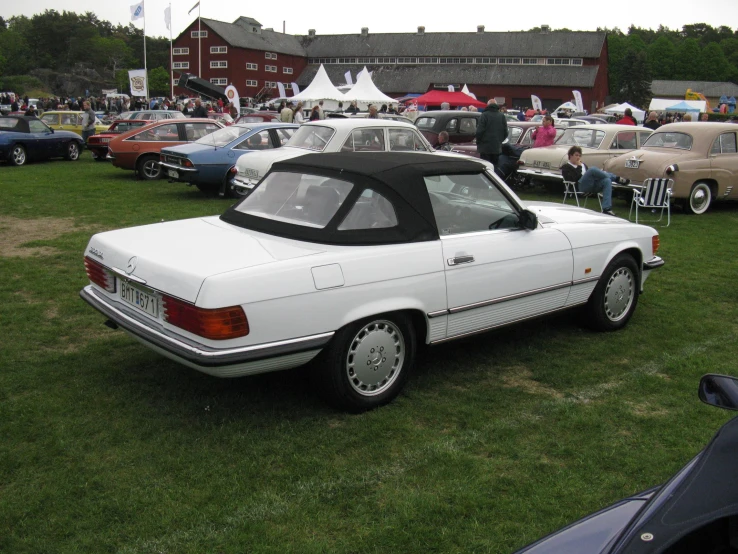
[0,117,22,129]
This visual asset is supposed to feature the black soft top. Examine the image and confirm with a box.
[221,152,488,246]
[0,115,36,133]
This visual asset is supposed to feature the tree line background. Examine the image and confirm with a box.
[0,11,736,106]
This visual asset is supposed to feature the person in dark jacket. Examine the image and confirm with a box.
[190,99,208,118]
[560,145,629,216]
[475,100,508,166]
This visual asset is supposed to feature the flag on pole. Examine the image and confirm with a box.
[461,84,476,99]
[225,84,240,112]
[188,1,200,15]
[447,85,454,92]
[130,1,145,21]
[164,6,171,30]
[128,69,148,97]
[572,90,584,112]
[344,71,353,86]
[276,82,286,98]
[530,95,542,111]
[291,82,300,95]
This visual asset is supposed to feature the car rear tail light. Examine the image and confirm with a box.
[162,295,249,340]
[183,159,194,168]
[84,256,116,293]
[666,164,679,175]
[228,166,238,175]
[652,235,660,255]
[517,160,525,166]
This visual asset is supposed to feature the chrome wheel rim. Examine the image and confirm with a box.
[68,143,79,160]
[12,146,25,165]
[346,320,405,396]
[604,267,634,322]
[142,160,160,179]
[690,185,710,214]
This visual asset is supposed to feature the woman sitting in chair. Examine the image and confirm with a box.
[560,145,629,217]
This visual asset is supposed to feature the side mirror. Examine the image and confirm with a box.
[699,374,738,411]
[518,209,538,230]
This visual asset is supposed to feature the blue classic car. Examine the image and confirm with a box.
[0,115,85,166]
[159,122,298,197]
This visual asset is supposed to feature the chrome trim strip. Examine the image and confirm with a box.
[431,303,587,345]
[110,267,147,284]
[80,285,334,367]
[427,309,448,319]
[572,275,600,285]
[159,161,197,172]
[643,256,664,270]
[448,281,571,315]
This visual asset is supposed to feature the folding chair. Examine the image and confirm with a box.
[629,178,673,227]
[563,181,602,210]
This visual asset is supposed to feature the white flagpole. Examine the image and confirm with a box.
[198,2,201,77]
[143,0,149,101]
[169,3,173,99]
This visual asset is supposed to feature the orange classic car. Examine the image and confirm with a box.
[107,118,222,179]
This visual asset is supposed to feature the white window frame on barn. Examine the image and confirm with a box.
[246,63,258,70]
[246,80,258,87]
[173,48,189,55]
[173,62,189,69]
[210,46,227,54]
[283,67,293,74]
[191,31,208,38]
[210,61,228,68]
[210,78,227,85]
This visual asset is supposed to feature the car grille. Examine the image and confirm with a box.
[162,155,187,166]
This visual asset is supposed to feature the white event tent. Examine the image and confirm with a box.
[341,67,397,109]
[288,64,345,111]
[604,102,646,123]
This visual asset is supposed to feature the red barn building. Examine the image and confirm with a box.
[172,19,609,112]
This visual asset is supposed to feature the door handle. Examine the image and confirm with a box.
[447,255,475,266]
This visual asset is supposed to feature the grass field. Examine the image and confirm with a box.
[2,154,738,553]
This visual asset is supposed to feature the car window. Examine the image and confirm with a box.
[286,125,334,151]
[638,131,651,146]
[424,173,519,235]
[459,118,477,134]
[611,132,637,150]
[557,128,606,148]
[643,132,693,150]
[338,189,398,230]
[199,125,251,147]
[509,127,523,143]
[0,117,22,130]
[184,122,220,141]
[61,114,77,125]
[415,117,436,130]
[235,172,354,228]
[275,128,294,145]
[713,133,738,154]
[341,128,386,152]
[389,129,427,151]
[130,123,178,141]
[235,129,273,150]
[28,119,50,133]
[40,114,57,125]
[445,119,459,133]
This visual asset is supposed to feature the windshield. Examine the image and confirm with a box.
[234,171,353,228]
[556,128,606,149]
[285,125,335,151]
[195,125,251,146]
[643,132,693,150]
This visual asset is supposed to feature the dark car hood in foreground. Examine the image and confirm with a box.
[514,416,738,553]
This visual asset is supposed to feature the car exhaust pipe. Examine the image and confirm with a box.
[104,319,119,330]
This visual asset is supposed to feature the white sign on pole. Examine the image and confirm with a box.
[128,69,148,97]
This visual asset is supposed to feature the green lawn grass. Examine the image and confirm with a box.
[1,155,737,553]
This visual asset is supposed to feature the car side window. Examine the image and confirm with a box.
[341,128,386,152]
[338,189,398,230]
[388,129,426,152]
[612,132,636,150]
[275,128,294,145]
[509,127,523,143]
[459,118,477,134]
[445,119,459,133]
[237,130,274,150]
[638,131,651,146]
[424,173,519,235]
[184,122,219,141]
[717,133,737,154]
[61,114,76,125]
[28,120,50,133]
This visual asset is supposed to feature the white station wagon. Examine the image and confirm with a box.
[81,153,664,412]
[231,118,445,196]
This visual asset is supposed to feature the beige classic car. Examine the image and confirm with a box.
[603,122,738,215]
[518,124,653,184]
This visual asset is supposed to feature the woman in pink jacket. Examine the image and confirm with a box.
[531,116,557,147]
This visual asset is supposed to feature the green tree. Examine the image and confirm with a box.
[0,28,30,76]
[607,31,628,100]
[647,36,677,78]
[616,49,652,108]
[674,38,702,79]
[699,42,732,81]
[90,36,132,78]
[148,66,170,95]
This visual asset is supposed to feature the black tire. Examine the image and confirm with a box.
[137,155,162,180]
[65,141,80,161]
[195,182,219,195]
[584,254,639,331]
[311,313,415,412]
[687,182,712,215]
[9,144,26,166]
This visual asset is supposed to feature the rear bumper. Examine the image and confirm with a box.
[80,285,333,377]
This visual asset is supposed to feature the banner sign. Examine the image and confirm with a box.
[572,90,584,112]
[531,95,542,111]
[102,88,118,95]
[128,69,147,97]
[225,84,240,110]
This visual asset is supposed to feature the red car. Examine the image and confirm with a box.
[107,118,222,179]
[234,111,281,124]
[87,120,149,161]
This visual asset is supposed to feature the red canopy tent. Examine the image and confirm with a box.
[410,90,486,109]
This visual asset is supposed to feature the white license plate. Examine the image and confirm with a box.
[625,159,640,169]
[167,169,179,179]
[243,168,259,179]
[532,160,550,169]
[120,281,159,317]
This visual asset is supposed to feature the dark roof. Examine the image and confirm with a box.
[651,80,738,98]
[300,31,606,58]
[298,64,599,93]
[197,18,306,57]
